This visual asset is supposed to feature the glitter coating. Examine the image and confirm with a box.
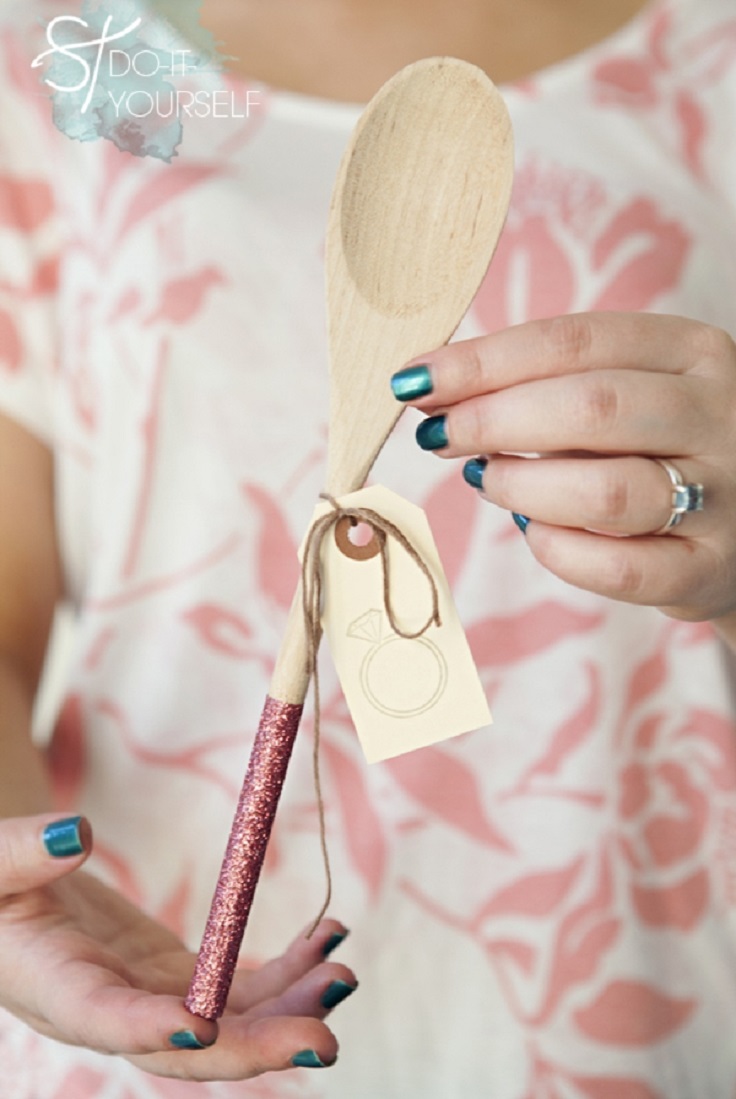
[185,695,304,1020]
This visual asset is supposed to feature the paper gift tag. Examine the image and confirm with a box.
[304,485,491,763]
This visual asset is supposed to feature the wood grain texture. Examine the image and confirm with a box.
[327,57,512,496]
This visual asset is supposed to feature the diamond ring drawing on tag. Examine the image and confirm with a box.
[347,609,448,719]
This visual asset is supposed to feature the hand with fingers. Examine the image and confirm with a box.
[391,312,736,625]
[0,813,356,1081]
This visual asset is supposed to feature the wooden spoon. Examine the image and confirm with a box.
[186,56,513,1021]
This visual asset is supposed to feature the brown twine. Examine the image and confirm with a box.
[302,494,442,935]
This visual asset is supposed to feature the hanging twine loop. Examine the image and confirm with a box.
[301,493,442,934]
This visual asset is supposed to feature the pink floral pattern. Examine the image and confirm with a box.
[472,165,691,332]
[590,3,736,179]
[0,1,735,1098]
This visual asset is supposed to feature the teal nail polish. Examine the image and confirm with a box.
[43,816,85,859]
[320,980,356,1010]
[169,1029,212,1051]
[463,457,487,490]
[292,1049,328,1068]
[513,513,530,535]
[390,364,433,402]
[322,930,348,957]
[416,415,448,451]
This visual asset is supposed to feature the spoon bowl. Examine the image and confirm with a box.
[326,56,513,494]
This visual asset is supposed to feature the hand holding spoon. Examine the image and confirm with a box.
[186,56,513,1021]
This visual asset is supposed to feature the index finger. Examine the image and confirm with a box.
[392,312,734,408]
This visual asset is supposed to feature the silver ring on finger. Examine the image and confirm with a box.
[651,457,704,535]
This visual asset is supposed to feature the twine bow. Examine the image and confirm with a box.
[301,493,442,933]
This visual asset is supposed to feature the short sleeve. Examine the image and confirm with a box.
[0,9,66,447]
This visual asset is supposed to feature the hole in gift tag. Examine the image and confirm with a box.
[334,517,382,561]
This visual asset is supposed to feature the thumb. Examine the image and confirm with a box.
[0,814,92,897]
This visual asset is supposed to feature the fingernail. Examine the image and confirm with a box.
[390,364,433,402]
[416,414,448,451]
[513,513,530,535]
[169,1029,214,1051]
[292,1049,330,1068]
[43,816,88,859]
[463,457,487,490]
[320,979,357,1010]
[322,930,349,957]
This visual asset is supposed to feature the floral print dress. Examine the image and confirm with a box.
[0,0,736,1096]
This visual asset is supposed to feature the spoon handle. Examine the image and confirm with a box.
[185,588,311,1020]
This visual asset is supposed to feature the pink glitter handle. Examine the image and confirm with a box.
[185,695,304,1020]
